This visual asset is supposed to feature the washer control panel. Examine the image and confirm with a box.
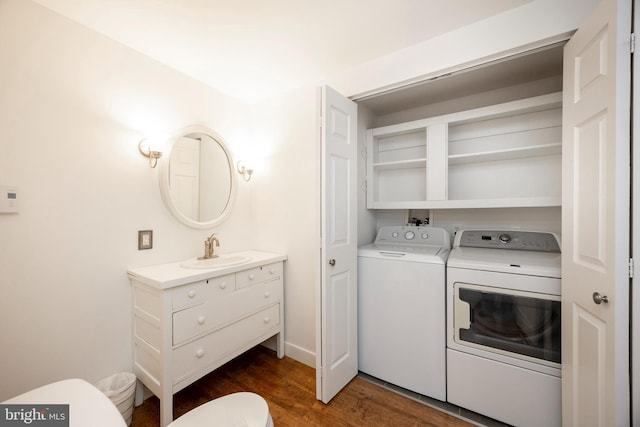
[374,225,449,247]
[457,230,560,253]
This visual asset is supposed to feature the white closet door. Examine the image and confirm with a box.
[317,85,358,403]
[561,0,631,425]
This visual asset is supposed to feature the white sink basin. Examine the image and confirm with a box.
[180,255,251,269]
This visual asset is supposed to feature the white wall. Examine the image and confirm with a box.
[249,85,320,365]
[0,0,255,400]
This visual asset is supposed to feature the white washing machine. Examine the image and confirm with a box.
[446,229,562,427]
[358,225,450,400]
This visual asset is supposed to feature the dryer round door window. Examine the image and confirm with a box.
[453,283,561,364]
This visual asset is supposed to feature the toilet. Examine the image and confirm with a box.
[168,392,274,427]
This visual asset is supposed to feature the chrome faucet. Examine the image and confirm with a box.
[198,233,220,260]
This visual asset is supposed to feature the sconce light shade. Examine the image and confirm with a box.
[236,161,254,182]
[138,139,163,168]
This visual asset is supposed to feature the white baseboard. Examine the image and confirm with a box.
[284,342,316,368]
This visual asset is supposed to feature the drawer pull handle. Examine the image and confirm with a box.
[263,317,270,324]
[197,316,206,325]
[219,282,227,290]
[270,268,275,274]
[188,290,196,298]
[248,274,255,280]
[264,291,270,298]
[196,349,205,358]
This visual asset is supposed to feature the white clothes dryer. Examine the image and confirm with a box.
[446,229,562,427]
[358,225,450,400]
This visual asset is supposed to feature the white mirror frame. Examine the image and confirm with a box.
[159,125,238,229]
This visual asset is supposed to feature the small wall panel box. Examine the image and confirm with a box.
[0,186,18,213]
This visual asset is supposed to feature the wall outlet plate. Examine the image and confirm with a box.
[138,230,153,250]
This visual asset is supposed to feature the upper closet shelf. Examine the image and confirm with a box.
[372,158,427,170]
[448,142,561,165]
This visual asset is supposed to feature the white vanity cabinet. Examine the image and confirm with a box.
[127,250,286,427]
[367,92,562,209]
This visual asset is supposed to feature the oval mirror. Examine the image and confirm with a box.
[159,126,237,229]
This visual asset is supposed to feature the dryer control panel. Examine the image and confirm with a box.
[456,230,560,253]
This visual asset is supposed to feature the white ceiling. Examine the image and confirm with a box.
[32,0,532,104]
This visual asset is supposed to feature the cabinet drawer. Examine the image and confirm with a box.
[172,274,235,308]
[237,262,282,289]
[172,279,282,345]
[172,304,280,385]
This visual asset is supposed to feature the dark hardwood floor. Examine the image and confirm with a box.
[131,346,475,427]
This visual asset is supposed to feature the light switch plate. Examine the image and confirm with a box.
[138,230,153,250]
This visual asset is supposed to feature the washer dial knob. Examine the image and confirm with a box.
[404,231,415,240]
[421,233,429,239]
[499,233,512,244]
[391,232,399,238]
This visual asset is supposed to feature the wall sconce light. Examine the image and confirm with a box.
[138,139,163,168]
[236,161,254,182]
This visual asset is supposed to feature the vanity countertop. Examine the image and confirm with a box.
[127,249,287,290]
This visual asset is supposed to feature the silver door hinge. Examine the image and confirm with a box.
[630,258,634,279]
[631,33,636,54]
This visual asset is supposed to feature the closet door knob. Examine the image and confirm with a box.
[593,292,609,305]
[329,259,336,266]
